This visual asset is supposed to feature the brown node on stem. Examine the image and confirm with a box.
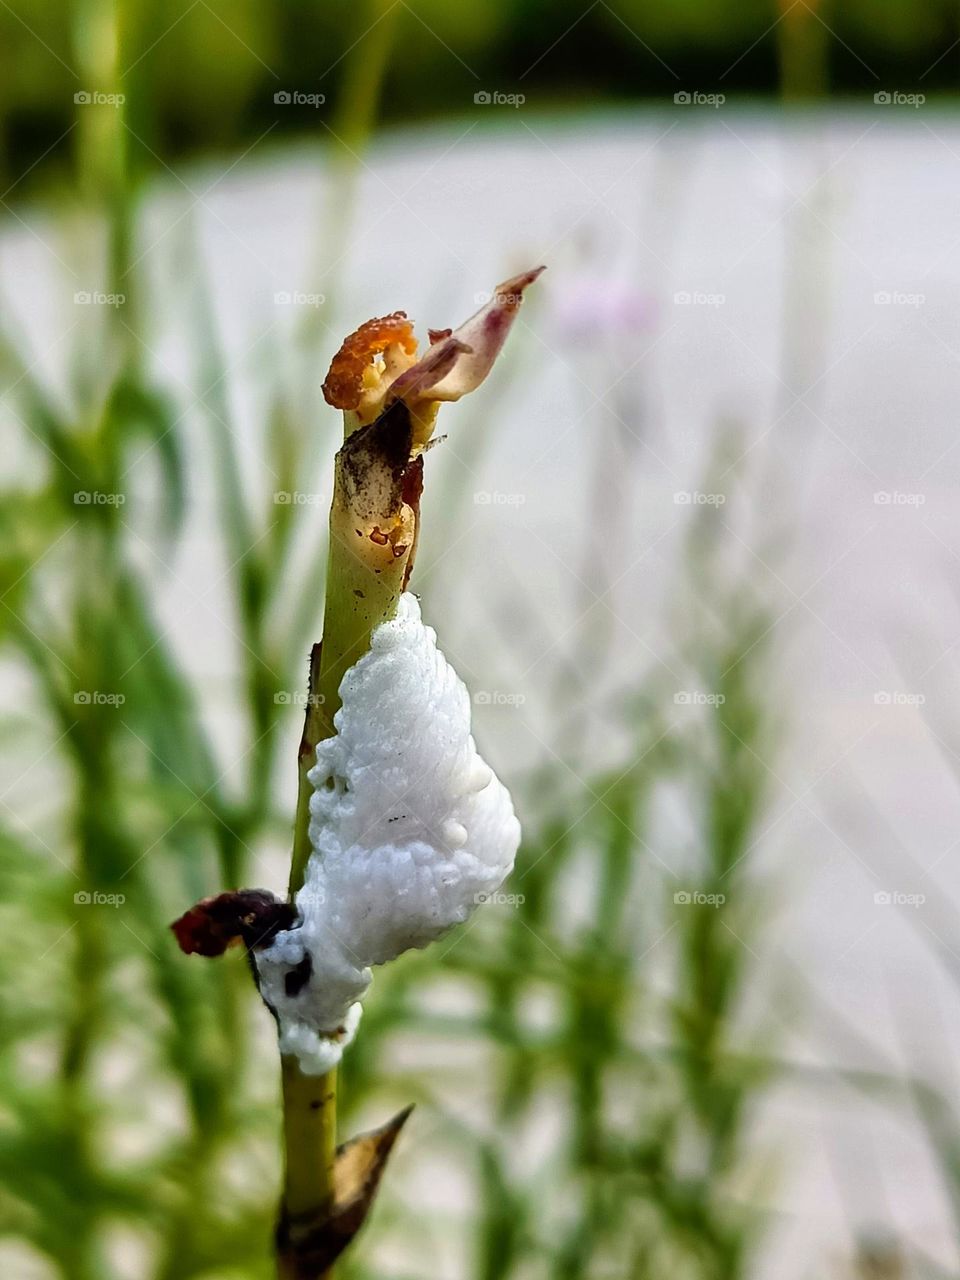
[276,1106,414,1280]
[321,313,417,410]
[334,399,426,587]
[334,400,428,587]
[336,397,415,524]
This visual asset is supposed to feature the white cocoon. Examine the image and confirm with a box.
[256,593,521,1074]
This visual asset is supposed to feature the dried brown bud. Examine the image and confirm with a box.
[171,890,298,957]
[276,1106,414,1279]
[321,312,417,410]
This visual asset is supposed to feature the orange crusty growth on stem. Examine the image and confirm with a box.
[322,312,418,411]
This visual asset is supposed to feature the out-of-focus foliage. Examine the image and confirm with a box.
[2,0,960,189]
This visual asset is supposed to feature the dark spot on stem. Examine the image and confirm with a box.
[285,953,313,998]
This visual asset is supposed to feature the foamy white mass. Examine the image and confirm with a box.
[256,593,521,1073]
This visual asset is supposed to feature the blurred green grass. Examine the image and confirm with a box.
[2,0,960,193]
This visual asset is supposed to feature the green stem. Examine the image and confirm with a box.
[287,521,411,895]
[280,413,415,1277]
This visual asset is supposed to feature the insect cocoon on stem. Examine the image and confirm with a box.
[255,592,521,1074]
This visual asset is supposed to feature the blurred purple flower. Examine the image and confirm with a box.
[552,273,658,347]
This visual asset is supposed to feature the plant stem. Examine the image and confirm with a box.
[279,411,417,1277]
[286,518,413,897]
[280,1058,339,1224]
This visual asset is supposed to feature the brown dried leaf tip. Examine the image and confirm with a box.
[277,1106,414,1279]
[171,890,297,957]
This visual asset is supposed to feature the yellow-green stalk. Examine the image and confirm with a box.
[280,401,423,1274]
